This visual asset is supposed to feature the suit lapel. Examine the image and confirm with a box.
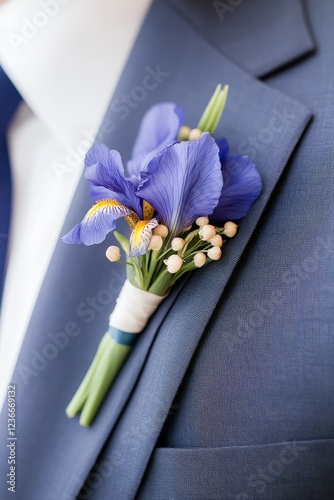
[84,2,312,499]
[168,0,315,77]
[0,1,312,499]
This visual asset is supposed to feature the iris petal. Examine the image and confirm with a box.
[216,137,229,164]
[62,200,134,245]
[137,133,223,236]
[211,154,262,222]
[85,144,142,217]
[89,185,112,201]
[127,103,184,178]
[129,218,159,257]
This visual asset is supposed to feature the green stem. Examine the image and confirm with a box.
[144,252,149,278]
[181,229,200,256]
[170,262,197,285]
[79,335,132,427]
[148,268,172,296]
[156,246,173,262]
[143,250,161,289]
[132,259,144,288]
[65,333,110,418]
[181,237,204,257]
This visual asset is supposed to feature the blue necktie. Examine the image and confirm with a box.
[0,67,22,303]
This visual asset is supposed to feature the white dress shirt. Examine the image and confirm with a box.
[0,0,152,410]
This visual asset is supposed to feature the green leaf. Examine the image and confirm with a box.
[114,231,129,255]
[197,84,222,131]
[207,84,229,134]
[197,84,229,134]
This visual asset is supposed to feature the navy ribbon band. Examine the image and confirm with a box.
[108,325,138,346]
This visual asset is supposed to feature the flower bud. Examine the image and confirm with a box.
[154,224,169,238]
[208,246,222,260]
[148,235,163,251]
[223,221,238,238]
[196,216,209,227]
[199,224,216,241]
[171,237,185,251]
[164,254,183,274]
[189,128,202,141]
[106,246,121,262]
[178,125,191,141]
[209,234,223,247]
[193,252,207,268]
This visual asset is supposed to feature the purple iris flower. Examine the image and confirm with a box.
[90,102,183,198]
[62,103,262,257]
[211,137,262,222]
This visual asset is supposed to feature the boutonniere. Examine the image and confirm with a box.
[62,85,262,426]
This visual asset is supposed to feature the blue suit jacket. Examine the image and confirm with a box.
[0,1,333,499]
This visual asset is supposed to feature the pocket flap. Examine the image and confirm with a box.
[138,439,334,499]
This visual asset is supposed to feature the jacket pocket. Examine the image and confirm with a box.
[138,439,334,500]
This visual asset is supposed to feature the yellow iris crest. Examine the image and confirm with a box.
[132,220,150,246]
[129,218,159,257]
[86,199,124,219]
[83,198,158,257]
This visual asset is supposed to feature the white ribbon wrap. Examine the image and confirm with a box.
[109,280,166,334]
